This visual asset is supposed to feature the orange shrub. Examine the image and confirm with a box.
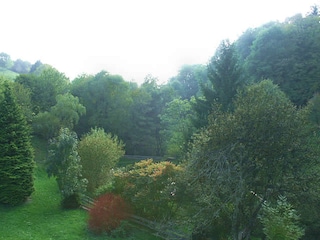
[88,193,131,234]
[113,159,183,220]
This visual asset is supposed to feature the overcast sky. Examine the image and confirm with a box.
[1,0,318,83]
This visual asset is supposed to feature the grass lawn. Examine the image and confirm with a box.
[0,67,19,80]
[0,167,160,240]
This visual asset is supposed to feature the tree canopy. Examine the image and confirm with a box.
[78,128,125,194]
[186,80,320,239]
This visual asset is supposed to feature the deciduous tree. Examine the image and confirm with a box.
[160,98,196,158]
[71,72,132,142]
[16,67,69,113]
[244,15,320,106]
[168,64,208,100]
[33,93,86,139]
[186,80,320,239]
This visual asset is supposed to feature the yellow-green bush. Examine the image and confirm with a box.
[113,159,183,220]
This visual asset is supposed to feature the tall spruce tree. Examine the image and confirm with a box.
[193,40,246,129]
[0,82,35,205]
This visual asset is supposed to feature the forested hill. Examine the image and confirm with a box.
[236,12,320,106]
[1,10,320,157]
[0,54,50,80]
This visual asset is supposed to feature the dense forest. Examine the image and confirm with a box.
[1,7,320,240]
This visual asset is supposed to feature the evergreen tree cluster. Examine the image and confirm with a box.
[0,82,34,205]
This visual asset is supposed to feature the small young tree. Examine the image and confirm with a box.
[78,128,125,194]
[47,128,87,208]
[260,196,304,240]
[0,81,35,205]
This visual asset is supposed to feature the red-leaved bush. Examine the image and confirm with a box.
[88,193,131,234]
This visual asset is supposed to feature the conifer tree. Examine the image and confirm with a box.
[193,40,246,129]
[0,82,35,205]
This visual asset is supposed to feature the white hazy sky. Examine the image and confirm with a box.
[1,0,318,83]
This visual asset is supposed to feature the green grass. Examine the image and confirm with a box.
[1,168,93,240]
[0,137,161,240]
[0,67,18,80]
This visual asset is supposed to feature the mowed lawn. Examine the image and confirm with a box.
[0,167,159,240]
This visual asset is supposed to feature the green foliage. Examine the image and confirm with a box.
[51,93,86,129]
[0,82,35,205]
[71,72,132,139]
[78,128,125,194]
[243,14,320,105]
[160,98,196,158]
[72,72,175,156]
[186,80,320,238]
[308,93,320,126]
[0,78,33,122]
[29,60,44,74]
[260,196,304,240]
[193,39,246,129]
[236,28,259,62]
[27,71,75,140]
[207,39,246,111]
[114,159,183,220]
[128,77,174,155]
[32,111,60,139]
[126,84,153,154]
[33,93,86,139]
[11,82,33,122]
[10,58,31,73]
[168,64,208,100]
[16,67,69,113]
[0,67,19,80]
[109,220,135,239]
[47,128,87,208]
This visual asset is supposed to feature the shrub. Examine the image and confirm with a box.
[259,196,304,240]
[88,193,131,234]
[110,221,133,238]
[113,159,183,220]
[46,128,87,209]
[78,128,125,193]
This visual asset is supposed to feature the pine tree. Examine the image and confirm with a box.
[0,82,35,205]
[192,40,246,130]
